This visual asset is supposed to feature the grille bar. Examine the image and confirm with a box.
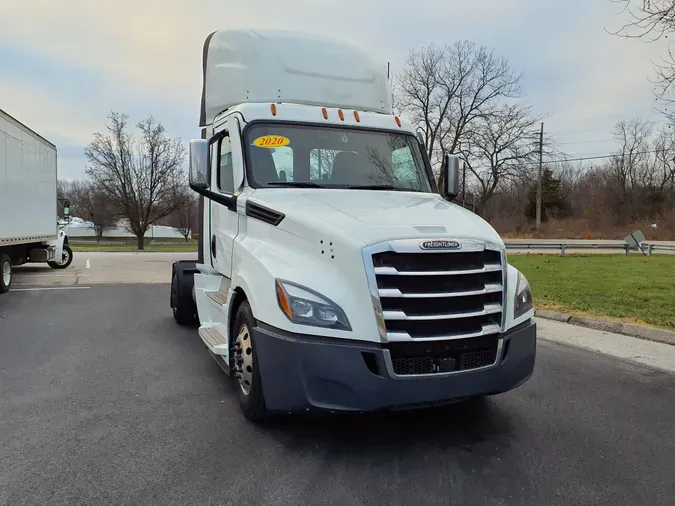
[374,263,502,276]
[378,283,502,299]
[383,303,502,321]
[386,323,502,342]
[368,239,505,347]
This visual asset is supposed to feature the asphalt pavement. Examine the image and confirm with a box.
[1,285,674,506]
[11,251,197,287]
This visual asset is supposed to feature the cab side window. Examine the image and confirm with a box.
[218,134,234,194]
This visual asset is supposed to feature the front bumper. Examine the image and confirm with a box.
[253,320,536,413]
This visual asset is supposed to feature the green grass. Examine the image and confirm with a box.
[71,243,197,253]
[509,254,675,331]
[71,237,195,244]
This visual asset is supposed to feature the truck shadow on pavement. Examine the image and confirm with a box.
[170,314,521,468]
[169,315,522,462]
[260,397,518,459]
[13,265,56,273]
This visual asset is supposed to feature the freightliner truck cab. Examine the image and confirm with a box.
[170,29,537,421]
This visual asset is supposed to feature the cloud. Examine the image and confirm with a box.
[0,0,533,103]
[1,0,671,177]
[0,79,102,145]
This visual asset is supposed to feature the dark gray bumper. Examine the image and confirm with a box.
[253,320,536,413]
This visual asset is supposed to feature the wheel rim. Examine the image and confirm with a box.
[56,248,70,266]
[234,324,253,396]
[2,261,10,286]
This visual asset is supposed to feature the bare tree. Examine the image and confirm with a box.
[609,0,675,114]
[309,149,339,180]
[70,180,116,243]
[167,193,198,242]
[458,104,545,214]
[610,0,675,41]
[57,179,75,201]
[651,124,675,191]
[610,118,653,196]
[395,41,523,172]
[84,112,189,250]
[551,161,584,216]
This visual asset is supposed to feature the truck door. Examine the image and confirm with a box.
[209,118,243,277]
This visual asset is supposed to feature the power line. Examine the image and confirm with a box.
[466,149,661,172]
[549,126,616,135]
[548,119,668,137]
[542,149,659,165]
[556,138,615,146]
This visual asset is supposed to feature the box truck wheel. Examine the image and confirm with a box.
[232,301,270,421]
[48,245,73,269]
[0,254,11,293]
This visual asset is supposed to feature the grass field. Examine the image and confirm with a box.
[509,254,675,331]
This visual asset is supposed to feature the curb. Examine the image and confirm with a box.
[534,310,675,346]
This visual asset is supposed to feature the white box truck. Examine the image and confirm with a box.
[0,109,73,294]
[170,29,537,420]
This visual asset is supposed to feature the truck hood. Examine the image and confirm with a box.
[249,189,503,247]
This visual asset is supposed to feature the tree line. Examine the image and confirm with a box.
[394,34,675,238]
[63,7,675,246]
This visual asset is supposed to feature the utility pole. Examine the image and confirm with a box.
[462,162,466,208]
[536,122,544,230]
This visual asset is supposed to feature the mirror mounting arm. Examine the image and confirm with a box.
[191,184,237,212]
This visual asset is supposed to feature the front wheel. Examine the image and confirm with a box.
[0,254,12,293]
[232,301,270,422]
[48,245,73,269]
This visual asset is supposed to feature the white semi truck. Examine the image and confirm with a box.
[170,29,537,420]
[0,109,73,294]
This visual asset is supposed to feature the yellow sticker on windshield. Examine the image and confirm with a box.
[252,135,290,149]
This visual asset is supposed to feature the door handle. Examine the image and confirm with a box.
[211,235,217,258]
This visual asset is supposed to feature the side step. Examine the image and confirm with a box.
[198,325,229,356]
[206,289,228,307]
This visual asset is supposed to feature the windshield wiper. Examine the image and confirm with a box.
[266,181,325,188]
[344,184,400,191]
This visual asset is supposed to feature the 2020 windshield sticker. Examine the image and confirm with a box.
[252,135,290,149]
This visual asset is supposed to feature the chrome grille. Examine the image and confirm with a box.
[369,244,505,342]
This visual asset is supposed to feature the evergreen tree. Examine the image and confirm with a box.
[525,169,568,221]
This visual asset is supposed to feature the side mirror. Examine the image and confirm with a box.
[189,139,209,190]
[442,154,460,201]
[63,199,70,218]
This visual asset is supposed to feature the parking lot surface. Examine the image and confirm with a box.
[11,251,197,287]
[1,283,674,506]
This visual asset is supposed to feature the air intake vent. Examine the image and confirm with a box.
[245,201,285,226]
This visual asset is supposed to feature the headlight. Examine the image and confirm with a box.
[513,270,533,319]
[275,280,351,330]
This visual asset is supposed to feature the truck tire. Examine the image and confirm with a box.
[0,254,11,293]
[48,245,73,269]
[171,272,197,326]
[232,301,270,422]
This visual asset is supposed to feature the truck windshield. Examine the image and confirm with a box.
[243,123,433,192]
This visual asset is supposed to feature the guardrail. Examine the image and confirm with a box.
[504,241,675,257]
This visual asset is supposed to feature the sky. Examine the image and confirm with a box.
[0,0,670,180]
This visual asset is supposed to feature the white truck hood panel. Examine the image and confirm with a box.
[250,189,504,246]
